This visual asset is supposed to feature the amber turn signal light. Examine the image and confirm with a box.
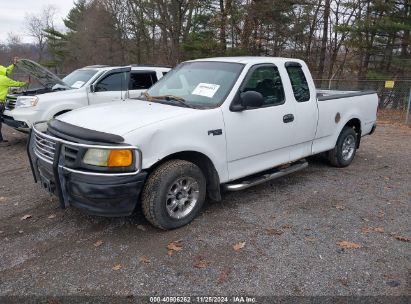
[108,150,133,167]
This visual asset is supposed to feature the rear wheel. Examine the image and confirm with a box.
[141,160,206,230]
[328,126,358,167]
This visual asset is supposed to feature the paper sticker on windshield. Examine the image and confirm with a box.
[192,83,220,98]
[71,81,85,88]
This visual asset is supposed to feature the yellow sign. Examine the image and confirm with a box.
[385,80,395,89]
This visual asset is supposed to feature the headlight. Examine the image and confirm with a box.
[15,96,38,108]
[83,148,133,167]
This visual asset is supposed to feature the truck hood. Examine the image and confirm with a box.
[57,100,195,137]
[16,59,68,89]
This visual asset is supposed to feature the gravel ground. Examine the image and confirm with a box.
[0,123,410,298]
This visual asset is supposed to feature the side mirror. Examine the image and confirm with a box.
[241,91,264,108]
[90,84,96,93]
[231,91,264,112]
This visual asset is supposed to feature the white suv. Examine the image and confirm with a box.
[3,60,170,132]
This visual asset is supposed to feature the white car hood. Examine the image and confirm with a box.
[57,100,195,136]
[38,88,81,99]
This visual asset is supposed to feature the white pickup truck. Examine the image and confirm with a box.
[4,59,170,132]
[28,57,378,230]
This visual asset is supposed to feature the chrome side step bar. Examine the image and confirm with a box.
[223,160,308,191]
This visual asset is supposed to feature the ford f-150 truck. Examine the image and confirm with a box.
[4,59,170,132]
[28,57,378,230]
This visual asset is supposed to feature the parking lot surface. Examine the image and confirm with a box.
[0,123,410,297]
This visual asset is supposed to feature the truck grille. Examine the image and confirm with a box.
[34,132,56,163]
[64,146,80,165]
[5,96,17,110]
[31,121,141,176]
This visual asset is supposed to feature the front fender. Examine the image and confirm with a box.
[41,104,84,121]
[124,109,229,183]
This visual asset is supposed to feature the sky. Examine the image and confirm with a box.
[0,0,75,43]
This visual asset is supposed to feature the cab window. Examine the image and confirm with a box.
[242,66,285,107]
[95,72,123,92]
[286,64,310,102]
[129,71,157,90]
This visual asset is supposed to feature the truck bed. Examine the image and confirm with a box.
[312,90,378,155]
[316,89,376,100]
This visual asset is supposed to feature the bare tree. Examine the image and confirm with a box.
[6,33,23,59]
[6,33,22,46]
[317,0,330,81]
[38,0,410,83]
[219,0,233,52]
[26,5,57,62]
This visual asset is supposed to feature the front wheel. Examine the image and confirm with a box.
[328,126,358,167]
[141,160,206,230]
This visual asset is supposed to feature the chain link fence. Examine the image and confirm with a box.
[8,71,411,125]
[314,79,411,125]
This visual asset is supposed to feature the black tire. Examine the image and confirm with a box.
[141,159,206,230]
[328,126,358,167]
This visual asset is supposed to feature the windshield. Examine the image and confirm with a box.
[62,69,98,88]
[145,61,244,108]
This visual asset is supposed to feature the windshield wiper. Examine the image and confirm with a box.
[142,92,194,108]
[142,91,152,101]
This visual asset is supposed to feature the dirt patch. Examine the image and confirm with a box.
[378,109,411,127]
[0,124,410,296]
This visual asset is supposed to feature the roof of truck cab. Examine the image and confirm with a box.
[131,66,171,71]
[189,56,304,65]
[83,65,110,68]
[78,65,171,72]
[78,66,123,71]
[131,64,172,68]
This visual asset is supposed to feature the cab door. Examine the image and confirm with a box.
[284,62,318,160]
[223,64,296,181]
[88,67,130,104]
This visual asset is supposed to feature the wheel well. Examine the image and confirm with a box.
[54,109,71,118]
[149,151,222,202]
[344,118,361,148]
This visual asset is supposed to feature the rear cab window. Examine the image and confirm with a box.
[285,62,310,102]
[129,71,158,90]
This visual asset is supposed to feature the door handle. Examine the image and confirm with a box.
[283,114,294,123]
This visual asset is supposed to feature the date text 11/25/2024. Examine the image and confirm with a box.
[149,296,256,303]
